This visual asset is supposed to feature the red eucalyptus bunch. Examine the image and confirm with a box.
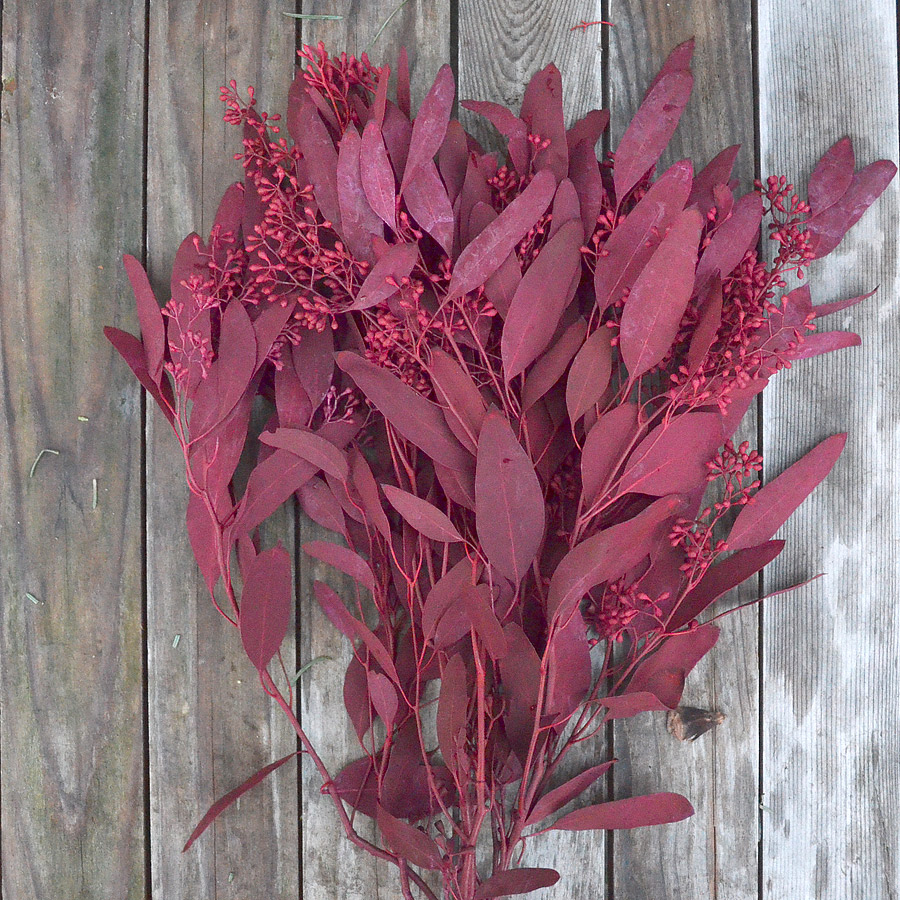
[106,40,894,900]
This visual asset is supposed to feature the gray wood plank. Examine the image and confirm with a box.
[607,5,761,899]
[145,5,298,897]
[297,5,450,898]
[0,1,147,897]
[758,3,900,898]
[456,3,608,896]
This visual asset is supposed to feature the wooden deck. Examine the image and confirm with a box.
[1,1,897,898]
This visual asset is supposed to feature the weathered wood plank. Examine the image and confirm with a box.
[608,4,760,898]
[0,2,146,897]
[457,4,607,896]
[297,5,450,898]
[145,5,298,897]
[758,3,900,898]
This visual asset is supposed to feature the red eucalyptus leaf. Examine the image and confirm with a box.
[239,545,293,673]
[291,327,334,412]
[428,347,487,452]
[808,136,855,214]
[403,161,455,254]
[462,583,509,660]
[382,484,462,542]
[619,412,723,496]
[337,126,383,262]
[254,301,297,372]
[523,318,587,411]
[566,108,609,150]
[422,557,481,640]
[293,93,342,230]
[186,491,221,597]
[525,761,615,826]
[686,275,724,374]
[382,101,413,176]
[728,433,847,551]
[594,159,693,311]
[645,38,694,93]
[670,540,785,631]
[499,623,543,760]
[565,326,613,423]
[331,757,378,818]
[625,624,720,708]
[349,448,392,540]
[549,792,694,831]
[104,326,175,425]
[545,609,591,719]
[236,448,316,535]
[461,100,530,174]
[183,751,298,852]
[568,137,604,241]
[548,494,687,622]
[600,692,669,721]
[813,287,877,319]
[613,71,693,201]
[521,63,568,181]
[438,119,469,203]
[367,671,399,726]
[376,806,443,870]
[467,202,523,317]
[695,191,763,283]
[447,168,555,301]
[687,144,740,217]
[297,477,348,538]
[337,351,471,472]
[352,242,419,310]
[437,652,469,775]
[581,403,640,504]
[501,220,583,379]
[360,120,397,230]
[303,541,376,594]
[806,158,896,258]
[549,178,581,236]
[123,254,165,382]
[789,330,861,360]
[475,409,546,584]
[475,868,561,898]
[261,427,349,483]
[402,63,455,191]
[620,208,703,378]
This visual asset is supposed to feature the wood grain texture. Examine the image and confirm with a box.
[456,3,606,895]
[298,6,449,898]
[457,0,604,153]
[758,3,900,898]
[145,4,298,898]
[607,4,760,899]
[0,1,147,897]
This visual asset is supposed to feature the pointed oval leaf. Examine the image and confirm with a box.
[403,161,455,254]
[294,95,342,230]
[336,351,471,472]
[581,403,640,504]
[728,433,847,551]
[402,63,455,191]
[337,126,383,261]
[475,409,546,584]
[123,254,166,382]
[475,868,561,899]
[303,541,376,594]
[351,242,419,310]
[437,652,469,775]
[619,208,703,378]
[501,220,584,379]
[521,63,568,181]
[550,792,694,832]
[619,412,723,496]
[808,136,855,214]
[523,318,587,411]
[260,427,349,483]
[382,484,463,542]
[526,761,615,826]
[447,168,555,300]
[613,72,693,201]
[367,671,399,726]
[360,120,397,230]
[376,805,443,870]
[565,327,613,423]
[239,545,293,672]
[695,191,763,283]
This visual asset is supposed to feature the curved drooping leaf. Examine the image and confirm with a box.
[475,409,546,584]
[260,427,349,482]
[382,484,463,542]
[475,868,561,898]
[695,191,763,283]
[549,792,694,831]
[447,168,555,301]
[377,806,443,871]
[522,318,587,411]
[808,136,855,214]
[360,120,397,230]
[303,541,376,593]
[123,253,166,382]
[292,93,342,230]
[403,162,455,255]
[437,652,469,775]
[580,403,640,504]
[104,326,175,425]
[525,761,616,826]
[336,126,383,261]
[351,242,419,310]
[239,545,293,673]
[727,433,847,550]
[337,351,471,472]
[547,494,687,622]
[687,144,739,217]
[521,62,568,181]
[183,751,298,852]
